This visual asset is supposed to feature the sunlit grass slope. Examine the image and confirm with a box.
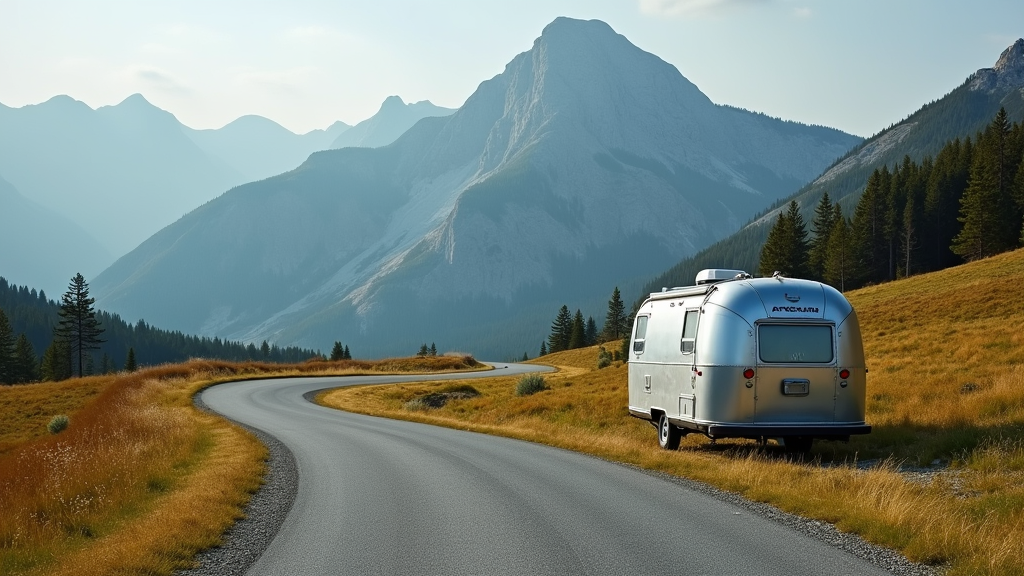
[0,355,481,576]
[322,248,1024,576]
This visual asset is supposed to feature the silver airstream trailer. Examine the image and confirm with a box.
[627,269,870,452]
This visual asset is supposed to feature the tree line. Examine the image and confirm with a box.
[538,287,630,358]
[0,273,324,384]
[760,108,1024,289]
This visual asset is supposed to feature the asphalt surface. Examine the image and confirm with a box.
[197,364,912,576]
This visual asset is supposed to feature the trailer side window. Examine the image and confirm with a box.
[680,309,698,354]
[758,325,833,363]
[632,315,649,354]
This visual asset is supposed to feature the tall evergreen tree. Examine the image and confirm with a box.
[55,273,105,378]
[124,347,137,372]
[759,201,810,278]
[808,192,836,280]
[823,205,853,292]
[923,137,970,272]
[585,316,598,347]
[568,309,586,350]
[343,345,351,360]
[330,341,345,361]
[601,288,627,341]
[0,308,14,384]
[539,341,547,357]
[430,343,437,357]
[548,305,573,353]
[260,340,271,359]
[12,334,38,383]
[953,109,1019,260]
[41,338,73,381]
[851,169,888,286]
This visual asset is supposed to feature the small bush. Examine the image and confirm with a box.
[597,346,612,369]
[47,414,69,434]
[515,373,547,396]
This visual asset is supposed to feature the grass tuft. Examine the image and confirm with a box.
[46,415,69,435]
[515,373,547,396]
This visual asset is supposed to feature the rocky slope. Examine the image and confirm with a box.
[93,17,860,358]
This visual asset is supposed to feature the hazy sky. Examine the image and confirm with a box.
[1,0,1021,137]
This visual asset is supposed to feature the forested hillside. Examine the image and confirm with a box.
[0,276,321,384]
[640,38,1024,301]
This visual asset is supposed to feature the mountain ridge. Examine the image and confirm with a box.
[93,17,860,358]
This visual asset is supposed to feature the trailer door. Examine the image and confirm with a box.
[753,323,836,424]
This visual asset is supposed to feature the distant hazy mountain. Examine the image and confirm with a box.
[0,94,245,258]
[329,96,455,149]
[641,37,1024,295]
[0,174,112,296]
[93,17,860,358]
[184,116,350,183]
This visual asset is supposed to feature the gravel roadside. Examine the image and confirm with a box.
[179,395,941,576]
[177,394,299,576]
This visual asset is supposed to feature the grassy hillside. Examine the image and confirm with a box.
[323,248,1024,576]
[0,355,482,576]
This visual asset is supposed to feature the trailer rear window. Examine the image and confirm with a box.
[758,325,833,363]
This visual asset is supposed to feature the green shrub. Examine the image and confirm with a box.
[597,346,612,369]
[47,414,69,434]
[515,373,547,396]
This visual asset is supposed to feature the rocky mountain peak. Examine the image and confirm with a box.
[968,38,1024,93]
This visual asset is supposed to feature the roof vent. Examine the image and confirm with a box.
[695,269,748,285]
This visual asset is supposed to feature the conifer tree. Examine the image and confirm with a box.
[13,334,38,383]
[759,201,810,278]
[823,204,853,292]
[602,288,627,341]
[521,352,529,362]
[330,341,345,361]
[41,339,73,381]
[808,192,836,280]
[260,340,271,359]
[417,344,429,357]
[0,309,14,384]
[568,310,586,349]
[923,138,970,271]
[953,109,1019,260]
[343,345,351,360]
[430,343,437,357]
[851,169,888,286]
[124,347,137,372]
[585,316,598,347]
[539,341,547,356]
[55,273,105,378]
[548,305,573,353]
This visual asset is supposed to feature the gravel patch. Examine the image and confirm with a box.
[176,394,299,576]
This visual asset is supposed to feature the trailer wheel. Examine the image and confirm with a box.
[658,413,681,450]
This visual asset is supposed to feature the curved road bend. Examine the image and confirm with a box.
[200,364,897,576]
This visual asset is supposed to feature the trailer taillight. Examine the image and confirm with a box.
[839,369,850,379]
[743,368,755,379]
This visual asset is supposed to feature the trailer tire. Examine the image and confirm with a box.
[658,413,681,450]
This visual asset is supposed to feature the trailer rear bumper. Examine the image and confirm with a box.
[701,423,871,439]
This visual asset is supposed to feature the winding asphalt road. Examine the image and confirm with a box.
[200,364,899,576]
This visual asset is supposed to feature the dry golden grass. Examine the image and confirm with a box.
[322,248,1024,576]
[0,355,483,575]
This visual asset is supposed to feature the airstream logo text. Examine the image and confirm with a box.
[772,305,820,313]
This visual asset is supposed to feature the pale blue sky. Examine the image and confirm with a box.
[1,0,1021,137]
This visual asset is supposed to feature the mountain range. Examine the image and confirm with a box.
[91,17,860,358]
[0,92,456,293]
